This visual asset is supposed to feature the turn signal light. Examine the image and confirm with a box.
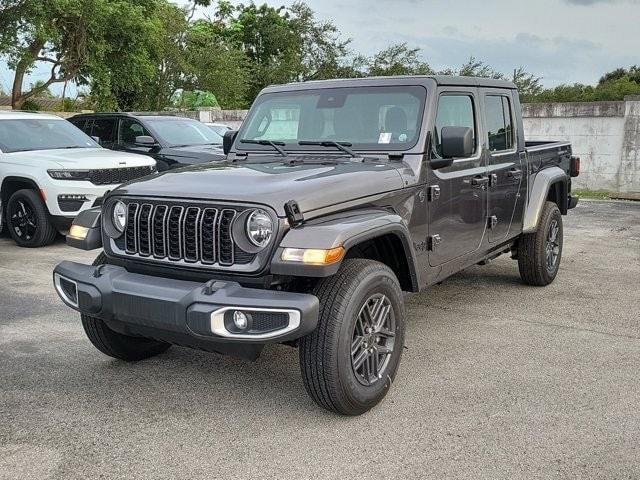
[281,246,345,265]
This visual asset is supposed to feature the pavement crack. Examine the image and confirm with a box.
[511,317,640,342]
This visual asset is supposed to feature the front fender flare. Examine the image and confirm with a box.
[271,209,419,290]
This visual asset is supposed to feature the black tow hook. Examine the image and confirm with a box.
[93,264,107,278]
[203,280,228,296]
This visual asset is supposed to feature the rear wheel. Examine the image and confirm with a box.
[81,253,171,361]
[7,189,57,247]
[518,201,563,286]
[299,259,406,415]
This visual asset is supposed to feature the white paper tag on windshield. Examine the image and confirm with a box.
[378,132,392,144]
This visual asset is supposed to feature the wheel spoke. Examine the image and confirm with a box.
[351,335,364,355]
[352,349,368,371]
[377,328,395,338]
[373,304,391,332]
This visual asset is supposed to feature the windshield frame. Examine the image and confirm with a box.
[0,118,100,153]
[235,85,428,154]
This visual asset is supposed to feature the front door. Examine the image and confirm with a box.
[482,91,523,242]
[428,90,488,266]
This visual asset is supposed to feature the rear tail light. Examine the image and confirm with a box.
[570,156,580,177]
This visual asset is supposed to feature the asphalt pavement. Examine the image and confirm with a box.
[1,199,639,479]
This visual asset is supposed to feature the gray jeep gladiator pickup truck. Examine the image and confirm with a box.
[53,76,579,415]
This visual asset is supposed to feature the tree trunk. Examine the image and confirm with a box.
[11,40,46,110]
[11,60,28,110]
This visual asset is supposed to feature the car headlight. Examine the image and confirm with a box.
[48,169,90,181]
[112,201,127,233]
[246,209,273,248]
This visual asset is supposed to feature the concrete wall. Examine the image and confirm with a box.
[523,97,640,194]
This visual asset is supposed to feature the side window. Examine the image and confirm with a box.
[485,95,514,152]
[91,118,116,146]
[434,94,476,156]
[118,118,151,146]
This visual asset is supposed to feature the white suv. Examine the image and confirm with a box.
[0,111,156,247]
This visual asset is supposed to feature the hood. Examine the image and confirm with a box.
[161,144,226,164]
[115,156,405,216]
[7,147,155,169]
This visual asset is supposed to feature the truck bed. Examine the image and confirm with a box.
[525,139,572,173]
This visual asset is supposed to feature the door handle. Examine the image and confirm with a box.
[507,168,522,178]
[471,176,490,187]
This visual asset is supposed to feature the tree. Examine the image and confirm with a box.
[0,0,91,109]
[366,43,433,77]
[511,67,543,101]
[0,0,163,110]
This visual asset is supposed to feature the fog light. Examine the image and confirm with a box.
[233,311,249,330]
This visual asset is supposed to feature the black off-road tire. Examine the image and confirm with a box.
[299,259,406,416]
[7,189,57,247]
[518,201,563,286]
[81,252,171,361]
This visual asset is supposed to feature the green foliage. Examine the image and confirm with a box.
[366,43,433,77]
[2,0,633,110]
[526,75,640,103]
[20,99,41,111]
[172,90,220,109]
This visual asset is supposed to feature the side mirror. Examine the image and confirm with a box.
[135,135,156,146]
[223,130,238,155]
[441,126,474,159]
[431,126,474,170]
[91,136,101,144]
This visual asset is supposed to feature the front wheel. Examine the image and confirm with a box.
[518,201,563,286]
[81,253,171,361]
[7,189,57,247]
[299,259,406,415]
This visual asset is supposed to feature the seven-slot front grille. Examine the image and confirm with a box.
[88,166,155,186]
[120,202,256,267]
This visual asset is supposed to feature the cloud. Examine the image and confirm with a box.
[564,0,638,4]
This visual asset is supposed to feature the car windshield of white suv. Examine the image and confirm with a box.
[237,85,427,152]
[0,118,99,153]
[144,118,223,147]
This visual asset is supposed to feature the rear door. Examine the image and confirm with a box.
[90,117,117,149]
[481,91,523,242]
[428,88,488,266]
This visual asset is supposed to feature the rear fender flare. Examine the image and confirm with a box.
[523,166,568,233]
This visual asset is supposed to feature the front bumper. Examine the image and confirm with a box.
[53,261,319,346]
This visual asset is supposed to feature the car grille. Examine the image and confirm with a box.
[119,202,255,267]
[88,166,155,186]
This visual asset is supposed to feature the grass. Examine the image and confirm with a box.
[572,189,611,199]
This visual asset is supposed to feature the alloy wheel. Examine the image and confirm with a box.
[545,219,560,273]
[10,199,38,241]
[351,293,396,386]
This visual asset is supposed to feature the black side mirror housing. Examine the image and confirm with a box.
[135,135,156,146]
[441,126,474,159]
[223,130,238,155]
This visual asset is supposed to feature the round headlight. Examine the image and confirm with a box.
[112,201,127,233]
[246,209,273,248]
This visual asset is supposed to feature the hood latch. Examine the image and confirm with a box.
[284,200,304,228]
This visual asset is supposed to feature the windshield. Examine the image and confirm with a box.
[0,118,99,153]
[237,86,427,152]
[145,118,223,146]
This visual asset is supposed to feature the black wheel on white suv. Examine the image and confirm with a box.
[6,189,57,247]
[299,259,406,415]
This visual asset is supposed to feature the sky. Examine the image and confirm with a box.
[1,0,639,97]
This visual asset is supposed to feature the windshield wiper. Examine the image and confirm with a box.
[298,140,358,158]
[240,139,288,157]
